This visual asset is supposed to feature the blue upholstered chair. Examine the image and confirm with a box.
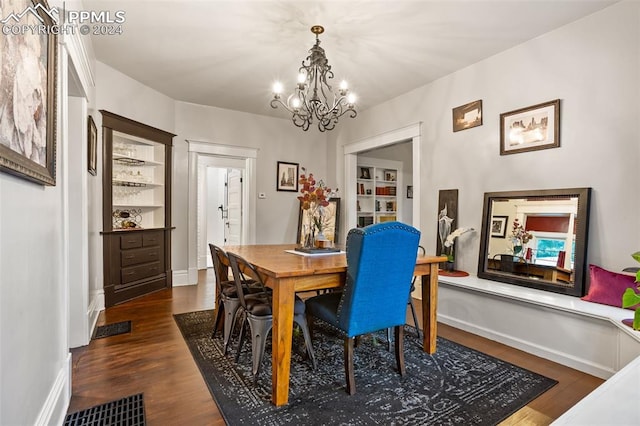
[305,221,421,395]
[227,252,317,380]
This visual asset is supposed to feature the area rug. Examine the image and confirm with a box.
[174,310,557,425]
[93,320,132,339]
[64,393,145,426]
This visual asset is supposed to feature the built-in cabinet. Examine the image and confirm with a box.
[356,158,402,227]
[101,110,175,307]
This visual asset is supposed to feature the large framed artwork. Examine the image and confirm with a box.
[0,0,58,185]
[500,99,560,155]
[297,198,341,244]
[276,161,299,192]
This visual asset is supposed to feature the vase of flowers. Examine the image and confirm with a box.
[443,227,475,271]
[297,168,335,249]
[510,218,532,256]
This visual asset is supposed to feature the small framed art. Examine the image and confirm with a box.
[276,161,299,192]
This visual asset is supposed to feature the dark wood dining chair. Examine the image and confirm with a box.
[305,221,421,395]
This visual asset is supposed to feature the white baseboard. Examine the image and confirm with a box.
[173,268,198,287]
[437,312,614,379]
[35,353,71,426]
[88,290,103,337]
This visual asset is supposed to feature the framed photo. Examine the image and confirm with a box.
[88,115,97,176]
[297,198,341,244]
[453,99,483,132]
[0,0,57,185]
[407,185,413,199]
[500,99,560,155]
[491,216,509,238]
[276,161,299,192]
[359,167,371,179]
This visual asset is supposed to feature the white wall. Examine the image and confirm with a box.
[0,13,97,421]
[173,101,328,274]
[333,1,640,276]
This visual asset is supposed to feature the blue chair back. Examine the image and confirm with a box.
[336,222,421,337]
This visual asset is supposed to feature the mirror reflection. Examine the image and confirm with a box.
[478,188,591,297]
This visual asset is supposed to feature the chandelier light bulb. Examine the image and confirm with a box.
[269,25,358,131]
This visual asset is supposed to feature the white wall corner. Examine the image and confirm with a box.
[173,268,198,286]
[34,353,71,426]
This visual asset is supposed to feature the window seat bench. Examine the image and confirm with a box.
[431,274,640,379]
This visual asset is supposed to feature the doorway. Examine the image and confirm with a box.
[202,166,243,268]
[343,123,422,234]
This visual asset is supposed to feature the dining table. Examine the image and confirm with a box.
[223,243,447,406]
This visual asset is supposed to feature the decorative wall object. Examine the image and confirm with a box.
[276,161,299,192]
[452,100,482,132]
[0,0,57,185]
[500,99,560,155]
[88,115,97,175]
[407,185,413,199]
[490,215,508,238]
[436,189,459,257]
[297,198,340,245]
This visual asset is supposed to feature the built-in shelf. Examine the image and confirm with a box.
[101,110,175,307]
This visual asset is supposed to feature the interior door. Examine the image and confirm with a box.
[226,169,243,245]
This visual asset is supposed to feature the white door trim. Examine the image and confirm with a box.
[343,123,422,236]
[186,140,257,283]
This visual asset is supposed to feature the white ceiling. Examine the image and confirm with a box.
[84,0,616,118]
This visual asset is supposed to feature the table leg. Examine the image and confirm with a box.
[271,277,296,406]
[421,265,439,353]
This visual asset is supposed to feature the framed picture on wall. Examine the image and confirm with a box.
[500,99,560,155]
[276,161,299,192]
[0,0,58,185]
[452,99,482,132]
[88,116,97,176]
[491,215,508,238]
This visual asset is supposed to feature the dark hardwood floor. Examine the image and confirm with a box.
[68,269,603,425]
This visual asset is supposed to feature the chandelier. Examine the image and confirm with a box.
[270,25,357,132]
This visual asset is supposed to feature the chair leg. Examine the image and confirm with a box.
[211,299,225,339]
[234,311,247,362]
[344,337,356,395]
[223,298,241,355]
[248,315,272,380]
[408,297,422,340]
[394,325,406,376]
[294,313,317,370]
[386,328,393,352]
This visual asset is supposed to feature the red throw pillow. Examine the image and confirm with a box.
[581,264,639,309]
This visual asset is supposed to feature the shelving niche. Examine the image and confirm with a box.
[101,110,175,307]
[356,157,402,227]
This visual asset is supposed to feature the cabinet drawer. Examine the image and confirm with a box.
[121,262,162,284]
[121,246,163,267]
[120,233,143,249]
[143,231,163,247]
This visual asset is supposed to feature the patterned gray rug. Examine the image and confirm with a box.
[174,310,556,425]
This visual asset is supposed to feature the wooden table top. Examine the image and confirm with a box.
[224,244,446,278]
